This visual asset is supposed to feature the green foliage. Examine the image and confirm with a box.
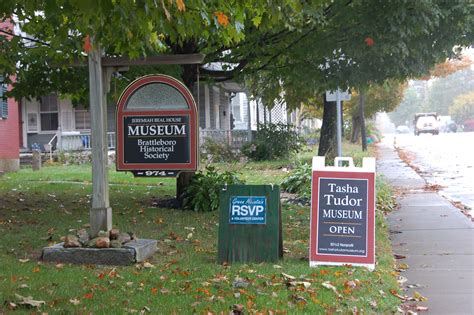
[449,91,474,124]
[182,165,244,212]
[200,138,239,163]
[242,123,302,161]
[280,162,311,198]
[376,177,397,214]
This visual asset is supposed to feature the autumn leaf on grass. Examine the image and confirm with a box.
[14,294,45,308]
[69,298,80,305]
[321,281,342,298]
[32,266,40,273]
[83,292,94,299]
[18,258,30,263]
[151,287,158,295]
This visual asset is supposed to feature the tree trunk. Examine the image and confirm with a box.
[176,61,198,203]
[359,91,367,151]
[351,115,361,143]
[318,96,337,162]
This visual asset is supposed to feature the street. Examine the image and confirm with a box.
[386,131,474,218]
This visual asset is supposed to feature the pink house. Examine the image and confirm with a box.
[0,19,20,173]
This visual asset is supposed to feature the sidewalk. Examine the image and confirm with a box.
[377,141,474,315]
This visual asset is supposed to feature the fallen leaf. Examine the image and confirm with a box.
[83,292,94,299]
[321,281,342,298]
[394,254,407,259]
[69,298,81,305]
[7,302,17,310]
[232,277,249,288]
[18,259,30,263]
[32,267,41,273]
[273,265,283,269]
[160,288,170,294]
[396,263,409,271]
[281,273,296,281]
[412,291,428,302]
[151,287,158,295]
[288,281,311,288]
[15,294,45,308]
[55,263,65,269]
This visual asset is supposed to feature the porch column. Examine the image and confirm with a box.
[88,45,112,236]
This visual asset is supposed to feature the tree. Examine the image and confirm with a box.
[388,85,424,127]
[346,80,405,149]
[1,0,473,157]
[449,91,474,124]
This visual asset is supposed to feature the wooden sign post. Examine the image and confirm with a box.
[310,157,376,270]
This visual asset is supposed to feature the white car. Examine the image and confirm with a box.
[415,115,439,136]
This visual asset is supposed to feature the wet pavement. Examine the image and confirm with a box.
[377,140,474,315]
[389,132,474,218]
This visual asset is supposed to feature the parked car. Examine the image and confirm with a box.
[414,112,439,136]
[396,125,410,134]
[463,119,474,132]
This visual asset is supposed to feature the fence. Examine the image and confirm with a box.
[200,129,253,148]
[58,132,116,151]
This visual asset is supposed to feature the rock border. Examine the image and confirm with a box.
[41,239,157,266]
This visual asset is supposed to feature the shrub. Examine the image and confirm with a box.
[242,123,302,161]
[182,165,244,212]
[376,177,396,214]
[200,137,239,162]
[280,162,312,198]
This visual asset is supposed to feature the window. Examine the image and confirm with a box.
[74,104,91,130]
[40,95,58,131]
[0,77,7,119]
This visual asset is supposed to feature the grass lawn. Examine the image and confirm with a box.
[0,143,400,314]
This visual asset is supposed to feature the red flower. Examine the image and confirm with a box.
[364,37,374,47]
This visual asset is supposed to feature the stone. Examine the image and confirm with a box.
[97,230,109,238]
[123,239,158,262]
[32,150,42,171]
[94,237,110,248]
[109,228,120,240]
[110,240,122,248]
[64,235,81,248]
[42,239,158,265]
[128,232,137,241]
[118,233,131,244]
[76,229,89,245]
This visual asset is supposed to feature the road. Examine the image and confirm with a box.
[383,131,474,218]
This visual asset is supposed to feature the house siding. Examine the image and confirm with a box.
[0,19,20,172]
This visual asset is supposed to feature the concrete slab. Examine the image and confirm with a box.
[377,141,474,315]
[42,239,157,265]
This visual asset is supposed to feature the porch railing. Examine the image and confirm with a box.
[58,132,116,151]
[200,129,252,148]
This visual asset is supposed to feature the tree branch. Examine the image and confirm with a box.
[0,29,51,47]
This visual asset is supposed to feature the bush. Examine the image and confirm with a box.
[376,177,396,214]
[200,138,239,162]
[280,162,312,198]
[242,123,302,161]
[182,165,244,212]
